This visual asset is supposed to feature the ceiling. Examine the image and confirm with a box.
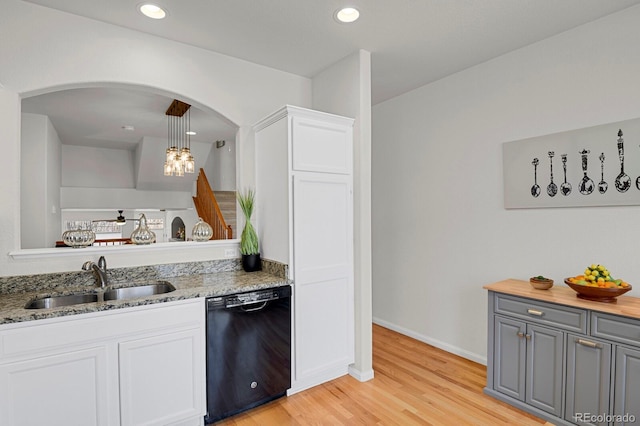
[21,87,237,150]
[19,1,640,152]
[22,0,640,105]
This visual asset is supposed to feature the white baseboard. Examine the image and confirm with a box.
[287,365,349,395]
[372,317,487,365]
[348,365,374,382]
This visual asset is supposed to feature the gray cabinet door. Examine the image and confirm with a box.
[614,346,640,426]
[494,316,526,401]
[565,334,612,426]
[525,324,564,417]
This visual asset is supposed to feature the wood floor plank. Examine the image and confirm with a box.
[214,324,546,425]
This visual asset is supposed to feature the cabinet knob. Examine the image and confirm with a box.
[517,331,525,338]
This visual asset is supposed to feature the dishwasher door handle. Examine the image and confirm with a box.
[239,301,269,312]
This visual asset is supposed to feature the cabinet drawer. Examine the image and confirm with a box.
[494,293,587,333]
[591,312,640,347]
[0,299,204,360]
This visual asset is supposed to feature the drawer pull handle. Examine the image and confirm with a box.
[527,309,544,316]
[577,338,602,349]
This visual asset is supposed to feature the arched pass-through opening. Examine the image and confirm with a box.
[19,81,240,252]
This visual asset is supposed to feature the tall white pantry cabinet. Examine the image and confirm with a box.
[254,105,355,393]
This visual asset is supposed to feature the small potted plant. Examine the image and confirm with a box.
[237,188,261,272]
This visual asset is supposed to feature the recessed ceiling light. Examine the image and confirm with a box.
[335,7,360,23]
[139,3,166,19]
[122,125,135,131]
[186,131,196,136]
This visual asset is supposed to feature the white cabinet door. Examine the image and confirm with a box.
[292,172,354,388]
[291,115,352,174]
[0,346,112,426]
[118,328,205,426]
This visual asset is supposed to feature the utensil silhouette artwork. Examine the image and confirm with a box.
[615,129,631,192]
[531,158,541,197]
[560,154,572,196]
[635,146,640,190]
[598,152,608,194]
[579,149,595,195]
[547,151,557,197]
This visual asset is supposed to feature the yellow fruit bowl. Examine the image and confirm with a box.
[564,279,632,303]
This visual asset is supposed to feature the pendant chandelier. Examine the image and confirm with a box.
[164,99,195,176]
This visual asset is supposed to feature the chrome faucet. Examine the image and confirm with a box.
[82,256,108,288]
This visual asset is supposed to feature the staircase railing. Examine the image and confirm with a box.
[193,169,233,240]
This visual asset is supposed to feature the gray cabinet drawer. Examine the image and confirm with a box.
[494,293,587,334]
[591,312,640,348]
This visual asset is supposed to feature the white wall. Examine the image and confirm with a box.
[0,0,311,276]
[312,50,374,381]
[46,117,62,247]
[21,113,61,249]
[60,188,194,210]
[62,145,135,188]
[207,139,237,191]
[20,113,47,249]
[371,5,640,364]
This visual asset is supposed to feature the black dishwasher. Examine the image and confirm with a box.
[204,285,291,424]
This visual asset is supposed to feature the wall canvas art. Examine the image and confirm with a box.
[503,117,640,209]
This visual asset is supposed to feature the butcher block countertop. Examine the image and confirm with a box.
[484,279,640,320]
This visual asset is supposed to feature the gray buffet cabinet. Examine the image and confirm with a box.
[484,279,640,426]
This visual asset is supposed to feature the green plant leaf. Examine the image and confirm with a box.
[237,188,255,219]
[237,188,259,255]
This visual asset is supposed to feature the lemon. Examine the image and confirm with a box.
[592,270,600,277]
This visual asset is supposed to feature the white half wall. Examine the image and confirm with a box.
[372,5,640,363]
[60,188,194,210]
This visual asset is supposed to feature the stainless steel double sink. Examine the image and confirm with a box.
[25,282,176,309]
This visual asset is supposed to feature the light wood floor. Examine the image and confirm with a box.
[216,324,548,425]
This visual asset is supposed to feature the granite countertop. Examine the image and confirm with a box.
[0,260,290,325]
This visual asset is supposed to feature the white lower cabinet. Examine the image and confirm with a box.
[0,299,206,426]
[119,328,204,426]
[0,346,111,426]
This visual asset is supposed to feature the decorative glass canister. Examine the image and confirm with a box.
[192,218,213,242]
[130,214,156,245]
[62,228,96,248]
